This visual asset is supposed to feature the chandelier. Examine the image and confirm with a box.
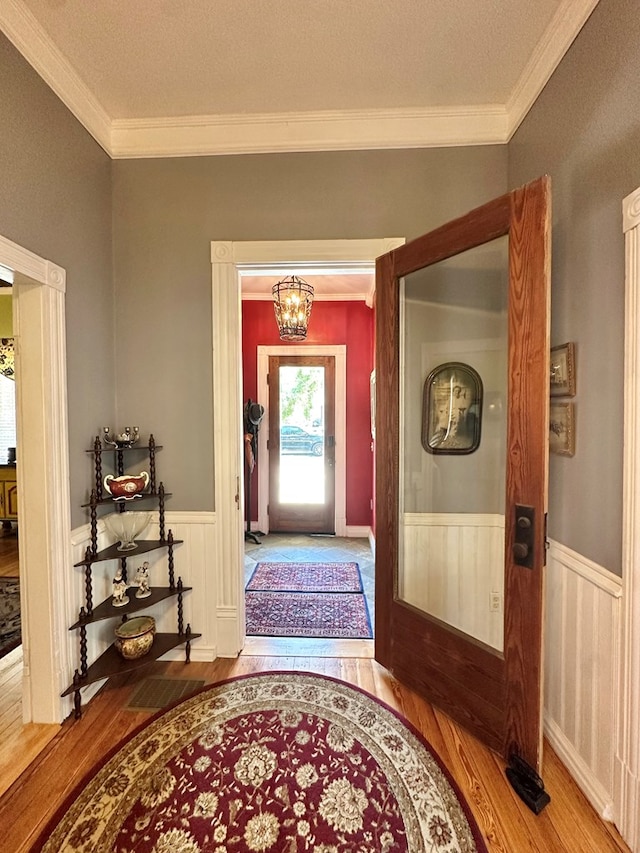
[272,275,314,341]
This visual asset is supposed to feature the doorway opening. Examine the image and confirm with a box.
[210,238,404,658]
[0,233,72,730]
[0,288,20,673]
[242,287,371,648]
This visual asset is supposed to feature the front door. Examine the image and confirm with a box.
[268,355,336,533]
[375,176,550,771]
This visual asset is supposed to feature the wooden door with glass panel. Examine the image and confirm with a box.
[375,176,550,771]
[268,355,336,533]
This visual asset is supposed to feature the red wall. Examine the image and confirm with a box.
[242,300,374,528]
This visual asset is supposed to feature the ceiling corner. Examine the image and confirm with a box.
[0,0,112,154]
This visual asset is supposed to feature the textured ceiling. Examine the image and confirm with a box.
[1,0,600,156]
[16,0,559,118]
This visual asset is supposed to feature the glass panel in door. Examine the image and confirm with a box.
[278,365,325,504]
[268,355,336,534]
[400,236,508,651]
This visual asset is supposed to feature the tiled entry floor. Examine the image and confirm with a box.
[243,533,375,656]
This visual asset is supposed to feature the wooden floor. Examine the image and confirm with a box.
[0,653,630,853]
[0,534,630,851]
[0,533,59,803]
[0,646,59,801]
[0,526,19,578]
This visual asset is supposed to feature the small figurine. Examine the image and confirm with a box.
[134,561,151,599]
[112,568,129,607]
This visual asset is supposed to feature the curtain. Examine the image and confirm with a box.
[0,338,14,379]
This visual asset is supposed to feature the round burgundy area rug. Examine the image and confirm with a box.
[38,672,487,852]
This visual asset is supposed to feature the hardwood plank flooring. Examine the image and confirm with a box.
[0,654,630,853]
[0,529,18,578]
[0,536,628,850]
[0,647,58,798]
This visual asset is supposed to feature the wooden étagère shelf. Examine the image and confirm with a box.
[63,432,200,718]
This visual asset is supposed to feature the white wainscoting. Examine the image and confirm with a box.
[402,513,505,650]
[544,539,622,821]
[400,517,622,822]
[65,511,217,717]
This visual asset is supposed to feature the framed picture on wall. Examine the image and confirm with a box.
[422,362,483,454]
[549,402,575,456]
[550,342,576,397]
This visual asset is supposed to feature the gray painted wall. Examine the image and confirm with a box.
[5,0,635,575]
[0,35,114,526]
[112,148,507,510]
[508,0,640,574]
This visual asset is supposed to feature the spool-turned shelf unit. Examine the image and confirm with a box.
[62,433,200,719]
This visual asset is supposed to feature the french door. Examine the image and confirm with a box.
[375,176,550,770]
[268,355,336,533]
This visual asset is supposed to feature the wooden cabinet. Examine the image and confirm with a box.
[0,465,17,520]
[62,433,200,718]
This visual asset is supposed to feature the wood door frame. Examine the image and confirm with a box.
[0,233,72,724]
[210,238,404,656]
[257,346,346,535]
[618,185,640,848]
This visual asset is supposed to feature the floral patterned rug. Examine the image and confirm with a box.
[245,591,373,638]
[246,562,363,593]
[36,672,487,852]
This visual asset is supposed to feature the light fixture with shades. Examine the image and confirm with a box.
[272,274,314,341]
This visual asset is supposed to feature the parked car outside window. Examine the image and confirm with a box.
[280,425,323,456]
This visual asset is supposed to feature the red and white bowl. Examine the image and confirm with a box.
[104,471,150,501]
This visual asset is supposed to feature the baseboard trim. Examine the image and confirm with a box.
[344,525,371,538]
[545,715,614,820]
[161,645,216,663]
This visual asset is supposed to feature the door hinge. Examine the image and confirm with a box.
[266,374,270,385]
[267,504,269,515]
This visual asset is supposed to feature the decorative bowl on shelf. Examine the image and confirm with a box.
[114,615,156,660]
[104,471,150,501]
[103,511,151,551]
[103,426,140,449]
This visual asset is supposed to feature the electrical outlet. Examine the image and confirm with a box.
[490,591,501,612]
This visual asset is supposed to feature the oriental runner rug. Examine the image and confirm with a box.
[0,576,20,659]
[246,561,363,593]
[35,671,488,853]
[245,590,373,638]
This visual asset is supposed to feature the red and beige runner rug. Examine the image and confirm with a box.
[246,561,363,593]
[36,672,487,852]
[245,561,373,639]
[245,591,372,639]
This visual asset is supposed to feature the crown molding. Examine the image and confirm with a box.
[110,106,508,159]
[506,0,600,138]
[1,0,598,158]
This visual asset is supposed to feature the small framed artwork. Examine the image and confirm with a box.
[550,342,576,397]
[422,362,483,455]
[549,402,575,456]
